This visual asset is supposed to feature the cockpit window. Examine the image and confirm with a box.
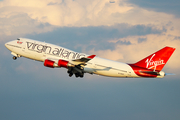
[17,38,20,40]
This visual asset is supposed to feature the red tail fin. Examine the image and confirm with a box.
[133,46,175,71]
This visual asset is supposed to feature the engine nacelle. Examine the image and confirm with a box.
[44,59,55,68]
[44,59,73,68]
[58,60,69,68]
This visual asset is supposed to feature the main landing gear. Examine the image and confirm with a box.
[67,69,84,78]
[69,72,73,77]
[75,73,84,78]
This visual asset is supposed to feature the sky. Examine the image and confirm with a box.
[0,0,180,120]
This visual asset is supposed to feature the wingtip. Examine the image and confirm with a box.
[87,55,96,59]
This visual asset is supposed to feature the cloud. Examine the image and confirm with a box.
[0,0,179,28]
[0,0,132,26]
[4,0,172,27]
[89,34,180,75]
[25,23,166,52]
[1,0,180,75]
[89,49,124,61]
[0,12,53,35]
[0,12,55,42]
[0,0,180,41]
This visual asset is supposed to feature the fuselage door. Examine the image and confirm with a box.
[16,38,25,52]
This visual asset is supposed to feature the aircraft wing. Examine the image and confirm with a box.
[45,54,96,67]
[70,55,96,65]
[44,55,96,77]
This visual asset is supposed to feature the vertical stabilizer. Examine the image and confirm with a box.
[133,46,175,71]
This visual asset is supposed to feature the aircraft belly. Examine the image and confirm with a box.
[94,69,127,77]
[95,68,139,78]
[90,58,139,77]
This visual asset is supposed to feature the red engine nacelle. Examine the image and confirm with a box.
[44,59,55,68]
[58,60,69,68]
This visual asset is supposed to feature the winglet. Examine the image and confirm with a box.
[87,55,96,59]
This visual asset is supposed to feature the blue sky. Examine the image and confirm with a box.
[128,0,180,17]
[1,0,180,120]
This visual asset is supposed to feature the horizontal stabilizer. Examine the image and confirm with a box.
[165,73,175,76]
[139,71,160,75]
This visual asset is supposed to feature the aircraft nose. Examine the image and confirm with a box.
[5,42,8,48]
[5,41,12,50]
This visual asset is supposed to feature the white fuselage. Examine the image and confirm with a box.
[6,38,166,78]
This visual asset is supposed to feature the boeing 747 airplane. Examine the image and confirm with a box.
[5,38,175,78]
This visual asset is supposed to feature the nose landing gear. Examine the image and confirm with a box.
[13,56,17,60]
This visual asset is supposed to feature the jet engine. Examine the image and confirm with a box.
[58,59,74,68]
[58,60,69,68]
[44,59,55,68]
